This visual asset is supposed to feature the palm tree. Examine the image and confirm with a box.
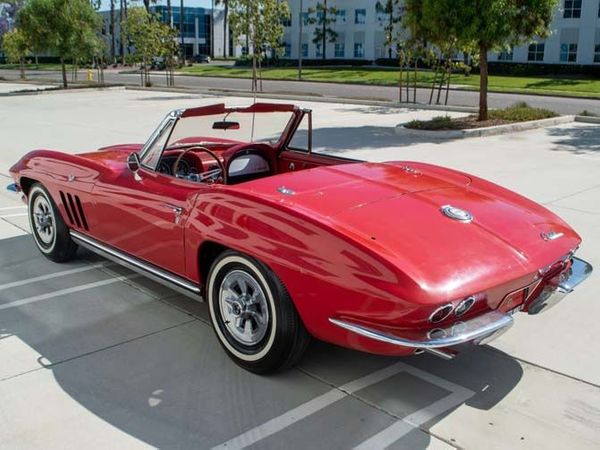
[214,0,228,58]
[167,0,172,27]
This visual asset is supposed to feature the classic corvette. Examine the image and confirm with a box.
[8,102,593,373]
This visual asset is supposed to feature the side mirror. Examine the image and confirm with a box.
[127,152,141,172]
[127,152,142,181]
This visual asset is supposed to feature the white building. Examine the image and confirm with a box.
[280,0,600,65]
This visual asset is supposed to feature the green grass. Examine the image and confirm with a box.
[179,65,600,98]
[0,63,74,71]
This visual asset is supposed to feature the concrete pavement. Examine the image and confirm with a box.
[0,88,599,449]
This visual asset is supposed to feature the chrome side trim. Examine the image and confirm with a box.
[70,230,202,299]
[527,257,593,314]
[329,310,513,350]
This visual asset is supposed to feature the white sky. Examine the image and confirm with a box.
[99,0,213,12]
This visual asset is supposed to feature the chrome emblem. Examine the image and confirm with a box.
[440,205,473,223]
[277,186,295,196]
[541,231,564,241]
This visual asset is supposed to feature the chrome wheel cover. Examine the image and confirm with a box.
[32,194,55,246]
[219,270,270,346]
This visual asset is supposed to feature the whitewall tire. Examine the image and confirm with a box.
[28,183,77,263]
[207,250,309,373]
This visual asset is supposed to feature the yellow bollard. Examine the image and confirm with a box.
[87,69,93,82]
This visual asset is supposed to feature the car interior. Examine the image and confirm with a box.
[145,103,354,186]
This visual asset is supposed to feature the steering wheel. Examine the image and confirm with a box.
[172,146,227,184]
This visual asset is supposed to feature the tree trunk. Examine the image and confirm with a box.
[478,42,488,121]
[60,58,68,88]
[413,58,417,103]
[223,0,228,58]
[429,60,439,104]
[180,0,185,65]
[19,57,25,80]
[398,54,403,103]
[251,53,257,92]
[110,0,116,64]
[143,0,150,12]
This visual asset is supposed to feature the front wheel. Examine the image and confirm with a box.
[207,250,310,374]
[28,183,78,263]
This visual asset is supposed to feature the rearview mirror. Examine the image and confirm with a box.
[127,152,141,172]
[213,121,240,130]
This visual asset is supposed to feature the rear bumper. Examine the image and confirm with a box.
[330,257,592,359]
[526,257,592,314]
[329,310,513,359]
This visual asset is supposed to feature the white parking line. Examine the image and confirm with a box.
[0,274,141,311]
[0,213,28,218]
[213,362,474,450]
[0,262,114,291]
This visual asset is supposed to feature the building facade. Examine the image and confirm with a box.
[101,5,212,59]
[281,0,600,65]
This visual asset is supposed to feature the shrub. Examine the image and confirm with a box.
[488,103,557,121]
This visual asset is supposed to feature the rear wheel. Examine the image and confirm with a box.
[207,250,310,374]
[28,183,77,263]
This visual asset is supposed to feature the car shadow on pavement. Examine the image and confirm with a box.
[0,235,523,449]
[547,124,600,155]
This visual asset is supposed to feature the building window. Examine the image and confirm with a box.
[527,43,545,61]
[284,43,291,57]
[354,42,364,58]
[336,9,346,24]
[335,43,345,57]
[316,43,323,58]
[282,16,291,27]
[302,12,309,26]
[302,43,308,58]
[594,44,600,63]
[355,9,366,24]
[560,43,577,62]
[563,0,581,18]
[497,48,513,61]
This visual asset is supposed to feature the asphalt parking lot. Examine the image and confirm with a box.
[0,87,599,449]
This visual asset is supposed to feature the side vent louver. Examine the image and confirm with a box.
[59,191,89,231]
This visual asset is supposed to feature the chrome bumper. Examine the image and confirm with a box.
[329,310,514,360]
[527,257,593,315]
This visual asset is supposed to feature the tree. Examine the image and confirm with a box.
[215,0,229,58]
[306,1,337,60]
[123,6,177,87]
[228,0,289,92]
[405,0,556,120]
[376,0,401,59]
[110,0,116,64]
[1,28,30,79]
[18,0,101,88]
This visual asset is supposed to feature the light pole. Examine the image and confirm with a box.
[298,0,303,80]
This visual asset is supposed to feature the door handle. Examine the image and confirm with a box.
[164,204,184,224]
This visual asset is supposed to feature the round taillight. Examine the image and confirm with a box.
[429,304,454,323]
[455,296,475,317]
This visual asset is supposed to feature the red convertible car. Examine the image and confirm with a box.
[8,103,592,373]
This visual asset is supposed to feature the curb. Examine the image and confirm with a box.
[574,115,600,124]
[0,83,125,97]
[124,85,479,114]
[396,115,577,139]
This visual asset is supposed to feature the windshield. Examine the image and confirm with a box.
[166,111,294,148]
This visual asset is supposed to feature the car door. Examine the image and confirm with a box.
[91,166,201,278]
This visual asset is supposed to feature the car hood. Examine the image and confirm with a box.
[245,161,580,300]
